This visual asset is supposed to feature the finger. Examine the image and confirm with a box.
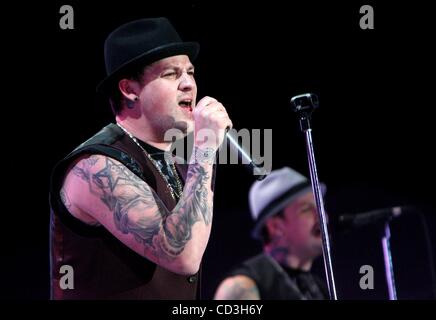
[195,96,218,110]
[201,103,225,117]
[209,112,233,128]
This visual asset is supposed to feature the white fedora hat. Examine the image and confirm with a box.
[249,167,326,240]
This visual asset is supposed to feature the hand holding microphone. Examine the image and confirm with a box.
[193,96,267,180]
[193,96,232,151]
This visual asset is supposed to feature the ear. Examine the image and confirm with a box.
[118,79,140,102]
[265,216,284,238]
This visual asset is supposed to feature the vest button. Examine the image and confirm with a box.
[187,275,197,283]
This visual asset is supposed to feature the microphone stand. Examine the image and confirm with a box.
[291,93,338,300]
[381,221,397,299]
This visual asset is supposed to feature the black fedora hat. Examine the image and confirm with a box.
[97,17,199,95]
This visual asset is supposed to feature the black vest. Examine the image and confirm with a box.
[49,123,200,299]
[228,254,327,300]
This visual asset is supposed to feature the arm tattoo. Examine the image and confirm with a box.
[221,279,260,300]
[161,163,210,255]
[175,163,211,224]
[60,188,71,210]
[71,156,212,260]
[71,155,99,181]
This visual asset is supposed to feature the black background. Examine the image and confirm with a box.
[3,0,435,300]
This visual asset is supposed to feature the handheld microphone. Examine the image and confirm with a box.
[224,128,267,181]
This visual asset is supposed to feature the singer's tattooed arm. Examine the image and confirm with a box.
[60,153,214,275]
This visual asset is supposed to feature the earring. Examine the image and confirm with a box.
[126,96,139,109]
[126,99,135,109]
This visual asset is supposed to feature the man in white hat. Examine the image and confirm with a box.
[214,167,328,300]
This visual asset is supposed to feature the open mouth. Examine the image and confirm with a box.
[312,225,321,237]
[179,100,193,112]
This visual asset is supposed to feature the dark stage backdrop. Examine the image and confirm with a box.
[4,1,435,300]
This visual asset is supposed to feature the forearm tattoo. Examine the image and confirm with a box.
[220,279,260,300]
[163,163,211,255]
[70,155,211,260]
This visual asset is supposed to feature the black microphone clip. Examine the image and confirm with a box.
[290,93,319,131]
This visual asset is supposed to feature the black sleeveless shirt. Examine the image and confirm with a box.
[228,254,328,300]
